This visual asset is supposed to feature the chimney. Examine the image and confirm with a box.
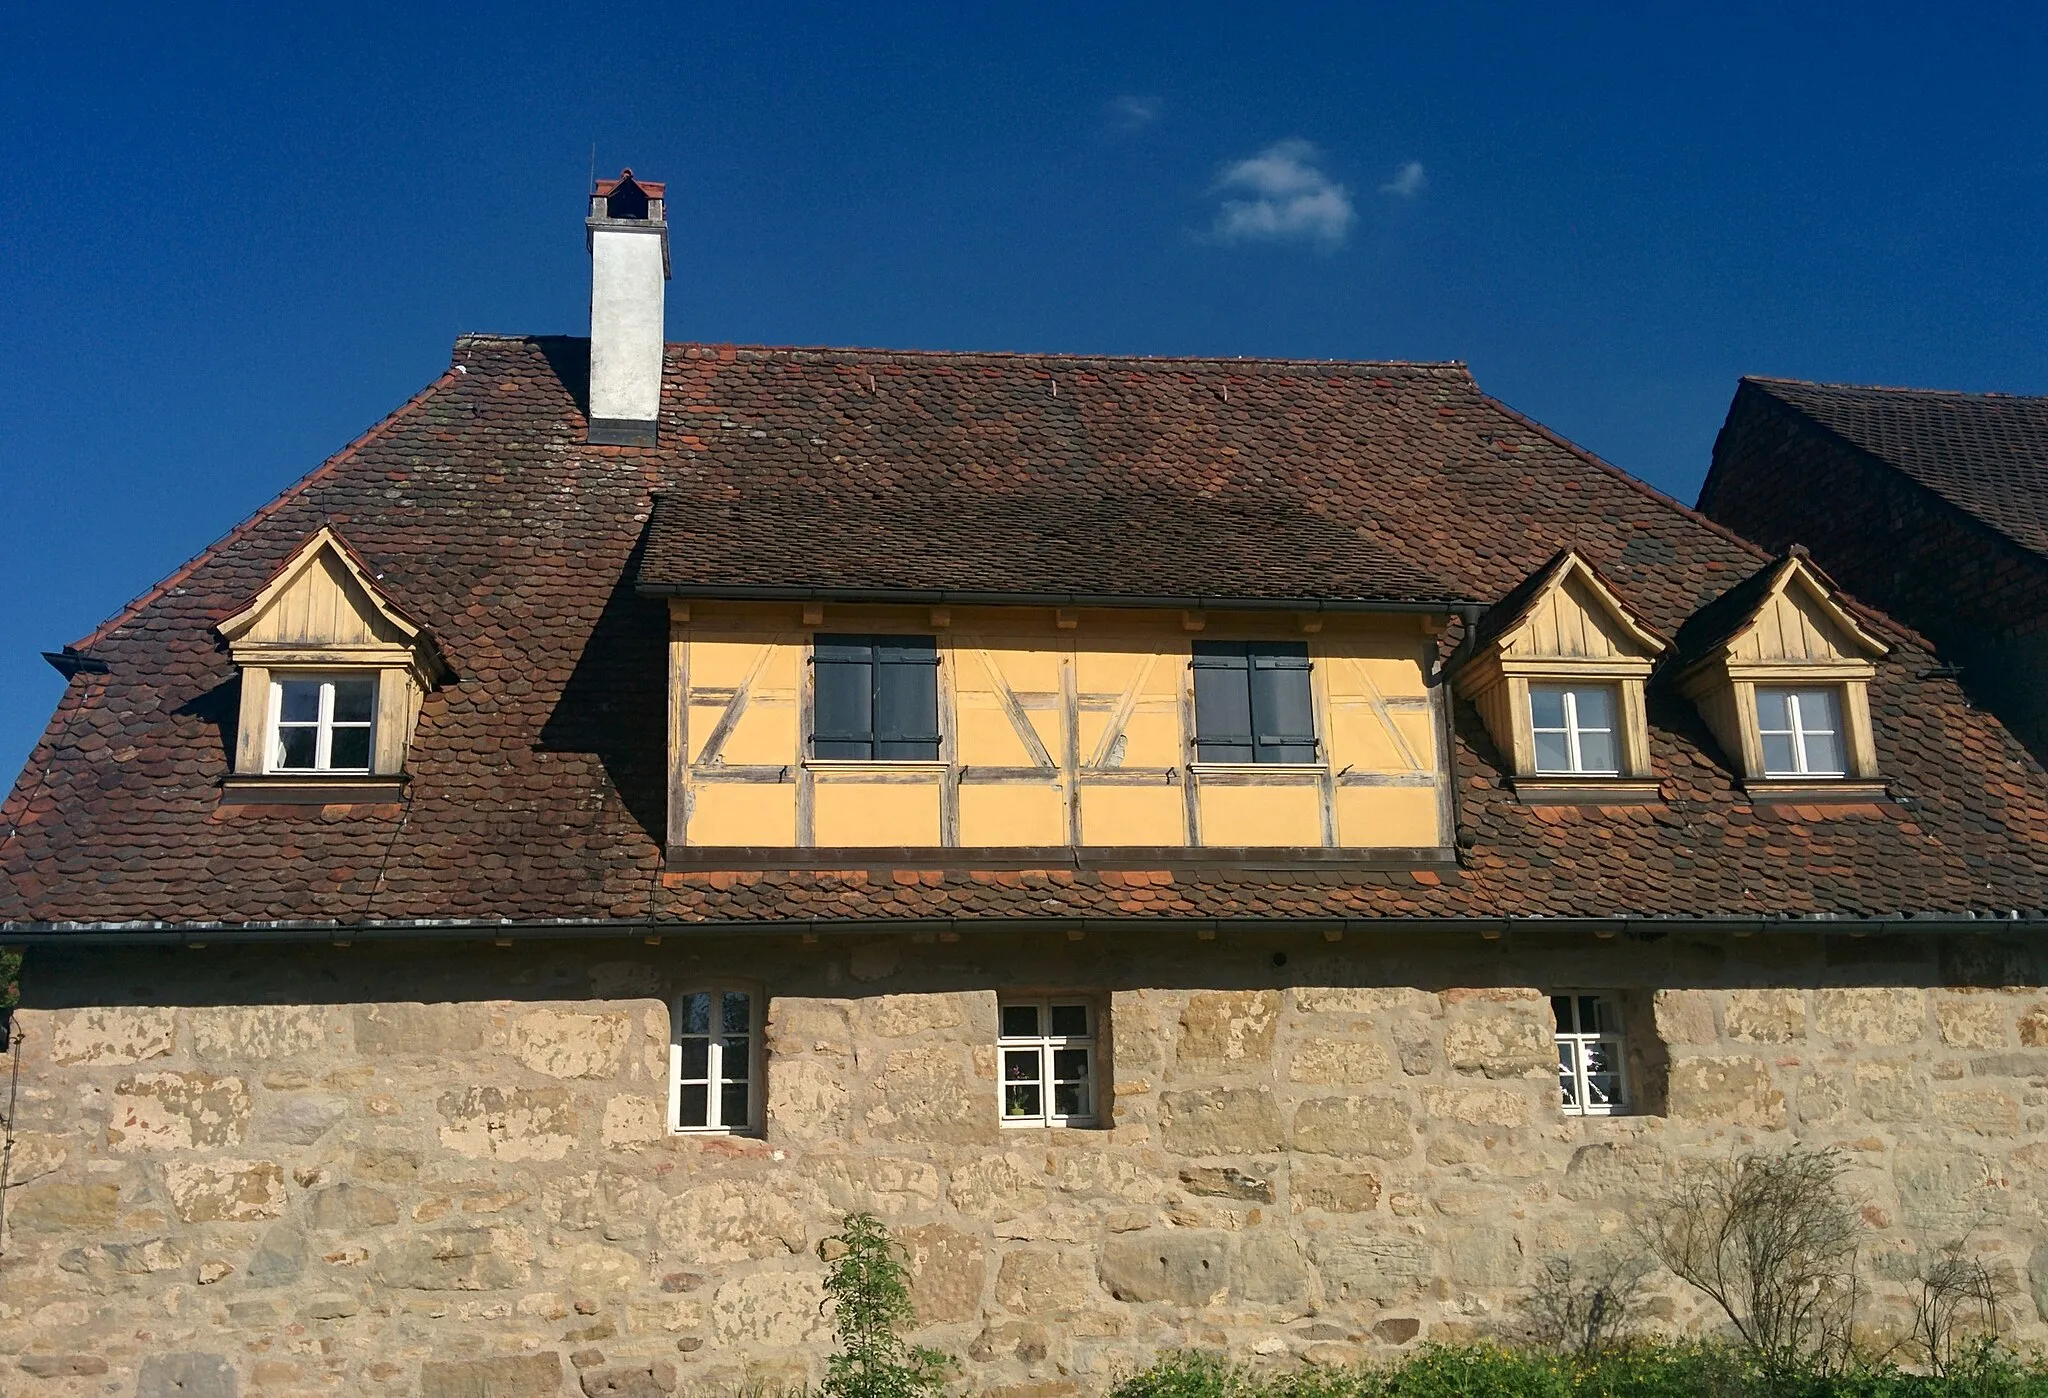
[585,169,670,446]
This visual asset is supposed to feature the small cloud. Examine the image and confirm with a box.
[1110,94,1160,130]
[1209,139,1354,248]
[1379,160,1427,198]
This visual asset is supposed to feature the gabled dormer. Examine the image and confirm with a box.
[1453,550,1667,794]
[217,527,445,794]
[1672,550,1888,791]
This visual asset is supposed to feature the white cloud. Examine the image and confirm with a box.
[1111,94,1159,130]
[1379,160,1427,198]
[1209,139,1354,248]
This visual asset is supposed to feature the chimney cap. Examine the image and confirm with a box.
[594,167,666,200]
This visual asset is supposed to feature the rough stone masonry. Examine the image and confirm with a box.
[2,928,2046,1396]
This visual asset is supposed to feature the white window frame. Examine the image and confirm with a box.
[268,673,377,774]
[668,985,763,1135]
[1553,991,1630,1117]
[997,997,1100,1128]
[1756,686,1846,778]
[1529,683,1620,776]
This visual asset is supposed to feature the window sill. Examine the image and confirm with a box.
[1511,777,1662,806]
[219,774,405,806]
[1000,1119,1101,1131]
[803,759,949,775]
[1744,779,1889,805]
[1187,761,1328,778]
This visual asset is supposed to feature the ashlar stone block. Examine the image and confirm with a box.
[419,1353,562,1398]
[1177,990,1280,1066]
[1292,1096,1414,1156]
[1812,988,1927,1046]
[709,1270,828,1347]
[1098,1231,1229,1306]
[1288,1035,1393,1084]
[656,1180,808,1264]
[512,1008,630,1079]
[49,1005,176,1065]
[1160,1086,1284,1156]
[162,1159,286,1223]
[1667,1055,1787,1128]
[437,1085,577,1161]
[110,1071,251,1151]
[1724,989,1806,1043]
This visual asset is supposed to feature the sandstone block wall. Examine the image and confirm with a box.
[2,930,2046,1396]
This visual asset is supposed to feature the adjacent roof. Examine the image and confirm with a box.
[8,336,2048,934]
[1738,377,2048,560]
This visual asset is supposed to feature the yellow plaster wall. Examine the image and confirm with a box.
[674,604,1447,851]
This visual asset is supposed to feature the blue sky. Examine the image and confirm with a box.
[4,3,2047,780]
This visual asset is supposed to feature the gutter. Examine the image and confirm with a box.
[634,582,1471,617]
[6,912,2046,947]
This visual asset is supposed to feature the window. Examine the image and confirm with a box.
[812,635,941,759]
[1553,993,1630,1116]
[1530,684,1620,775]
[1191,641,1317,763]
[1757,687,1845,778]
[270,676,376,773]
[998,999,1098,1127]
[670,987,759,1133]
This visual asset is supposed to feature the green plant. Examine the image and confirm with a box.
[815,1212,949,1398]
[1640,1148,1863,1378]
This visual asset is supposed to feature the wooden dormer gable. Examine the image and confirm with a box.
[217,527,445,781]
[1674,551,1888,785]
[1454,551,1667,784]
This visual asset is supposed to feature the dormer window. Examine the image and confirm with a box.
[1672,551,1887,790]
[272,676,376,773]
[216,526,445,797]
[1453,551,1666,795]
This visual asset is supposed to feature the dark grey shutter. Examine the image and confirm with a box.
[813,634,940,760]
[873,637,941,759]
[1191,642,1255,761]
[1250,642,1316,762]
[813,636,876,758]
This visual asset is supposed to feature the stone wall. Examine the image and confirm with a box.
[3,929,2046,1396]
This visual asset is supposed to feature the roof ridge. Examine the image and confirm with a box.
[1744,374,2048,403]
[67,366,459,655]
[455,333,1470,374]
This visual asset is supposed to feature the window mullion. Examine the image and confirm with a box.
[315,681,333,770]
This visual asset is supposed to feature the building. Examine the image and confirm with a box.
[3,175,2048,1395]
[1701,376,2048,763]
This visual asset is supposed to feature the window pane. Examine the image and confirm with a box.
[1572,685,1616,729]
[1004,1083,1043,1118]
[1802,727,1845,776]
[331,680,375,723]
[720,1038,749,1080]
[722,992,751,1036]
[1001,1004,1040,1038]
[1053,1080,1088,1117]
[1796,687,1842,731]
[277,727,318,770]
[1551,995,1575,1032]
[1003,1048,1042,1083]
[1575,727,1618,775]
[1533,730,1573,774]
[720,1082,750,1128]
[1580,996,1618,1034]
[1529,685,1568,730]
[1052,1047,1090,1081]
[679,993,712,1035]
[1761,732,1798,775]
[1192,643,1254,762]
[328,726,372,770]
[677,1083,709,1128]
[1756,687,1792,731]
[279,681,322,723]
[1048,1004,1089,1037]
[1249,642,1316,762]
[677,1038,710,1078]
[1557,1043,1579,1108]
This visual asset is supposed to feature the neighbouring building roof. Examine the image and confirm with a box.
[1734,377,2048,560]
[7,335,2048,934]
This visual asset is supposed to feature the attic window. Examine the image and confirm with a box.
[272,676,375,772]
[1757,687,1845,778]
[1453,551,1665,788]
[215,526,445,789]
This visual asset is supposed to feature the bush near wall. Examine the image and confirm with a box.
[1104,1347,2048,1398]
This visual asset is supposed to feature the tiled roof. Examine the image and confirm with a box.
[7,335,2048,933]
[1740,377,2048,559]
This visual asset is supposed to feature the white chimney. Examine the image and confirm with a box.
[585,169,670,446]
